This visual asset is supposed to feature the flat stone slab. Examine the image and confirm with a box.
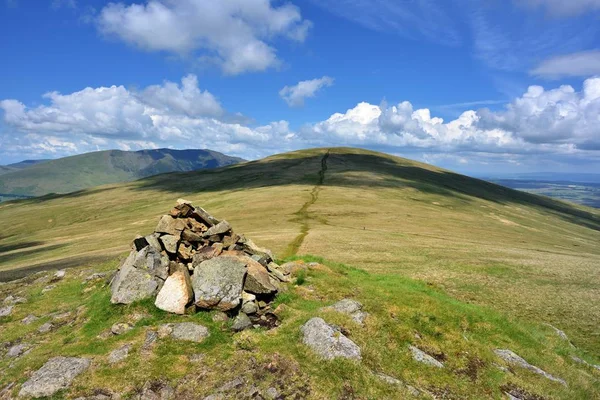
[409,345,444,368]
[0,305,14,317]
[167,322,210,343]
[324,299,369,325]
[19,356,90,398]
[301,317,361,360]
[494,349,566,386]
[108,344,131,364]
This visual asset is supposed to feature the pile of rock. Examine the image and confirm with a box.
[110,200,290,325]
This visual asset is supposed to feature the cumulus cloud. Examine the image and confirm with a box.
[519,0,600,17]
[299,77,600,154]
[97,0,311,75]
[0,75,295,161]
[279,76,334,107]
[1,76,599,170]
[531,51,600,78]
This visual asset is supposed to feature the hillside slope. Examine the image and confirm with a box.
[0,159,48,175]
[0,147,599,398]
[0,149,243,198]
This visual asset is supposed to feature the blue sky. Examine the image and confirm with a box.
[1,0,599,175]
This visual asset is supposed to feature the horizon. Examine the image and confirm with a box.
[1,0,599,175]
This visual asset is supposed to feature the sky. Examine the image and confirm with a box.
[0,0,599,175]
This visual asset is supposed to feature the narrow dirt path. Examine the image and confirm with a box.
[283,150,330,257]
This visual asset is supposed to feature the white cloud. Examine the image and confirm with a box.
[1,76,599,170]
[279,76,334,107]
[97,0,311,75]
[531,51,600,78]
[519,0,600,17]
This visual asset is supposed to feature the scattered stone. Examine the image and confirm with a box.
[6,344,30,358]
[494,349,566,386]
[142,330,158,352]
[38,322,53,333]
[135,381,175,400]
[188,353,204,363]
[22,314,39,325]
[0,305,14,317]
[324,299,369,325]
[218,377,244,392]
[108,344,131,364]
[154,267,193,314]
[232,313,253,332]
[41,285,56,293]
[264,387,279,400]
[169,322,210,343]
[84,272,108,282]
[241,301,258,315]
[111,322,134,336]
[279,261,308,276]
[409,345,444,368]
[192,256,247,311]
[211,312,229,323]
[300,317,361,360]
[571,355,600,371]
[18,356,90,398]
[544,323,573,347]
[53,270,66,280]
[3,295,26,305]
[52,311,72,321]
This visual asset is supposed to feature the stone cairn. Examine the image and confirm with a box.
[110,199,290,326]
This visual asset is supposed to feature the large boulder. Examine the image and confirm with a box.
[300,317,361,360]
[18,357,90,398]
[192,256,247,311]
[133,247,169,280]
[154,267,193,315]
[110,258,159,305]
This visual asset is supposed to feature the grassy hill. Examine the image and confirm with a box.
[0,160,48,176]
[0,149,243,199]
[1,147,599,399]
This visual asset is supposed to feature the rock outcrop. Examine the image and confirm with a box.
[110,200,290,323]
[300,317,361,360]
[18,356,90,398]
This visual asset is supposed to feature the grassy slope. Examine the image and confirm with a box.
[0,147,599,398]
[0,149,243,197]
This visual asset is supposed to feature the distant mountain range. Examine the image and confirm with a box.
[480,172,600,184]
[0,149,244,201]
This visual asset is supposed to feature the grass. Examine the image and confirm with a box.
[1,255,599,399]
[0,147,599,396]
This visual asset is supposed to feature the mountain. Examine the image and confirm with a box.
[0,149,243,199]
[0,148,598,399]
[0,159,48,175]
[481,172,600,184]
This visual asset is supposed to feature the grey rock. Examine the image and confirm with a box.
[191,205,220,227]
[211,312,229,323]
[409,345,444,368]
[242,239,274,261]
[374,372,402,386]
[145,233,163,252]
[159,235,179,255]
[544,323,572,345]
[53,270,66,280]
[84,272,108,282]
[170,322,210,343]
[22,314,39,325]
[571,355,600,371]
[265,387,279,400]
[218,377,244,392]
[325,299,369,326]
[6,344,30,358]
[52,312,71,321]
[155,215,186,235]
[110,257,159,305]
[188,353,205,363]
[41,285,56,294]
[0,305,14,317]
[38,322,53,333]
[241,301,258,315]
[18,356,90,398]
[242,257,277,295]
[4,295,26,305]
[192,256,247,311]
[231,313,252,332]
[133,247,169,280]
[111,322,133,335]
[108,344,131,364]
[279,261,307,276]
[494,349,566,386]
[142,330,158,351]
[154,268,193,315]
[300,317,361,360]
[203,221,231,237]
